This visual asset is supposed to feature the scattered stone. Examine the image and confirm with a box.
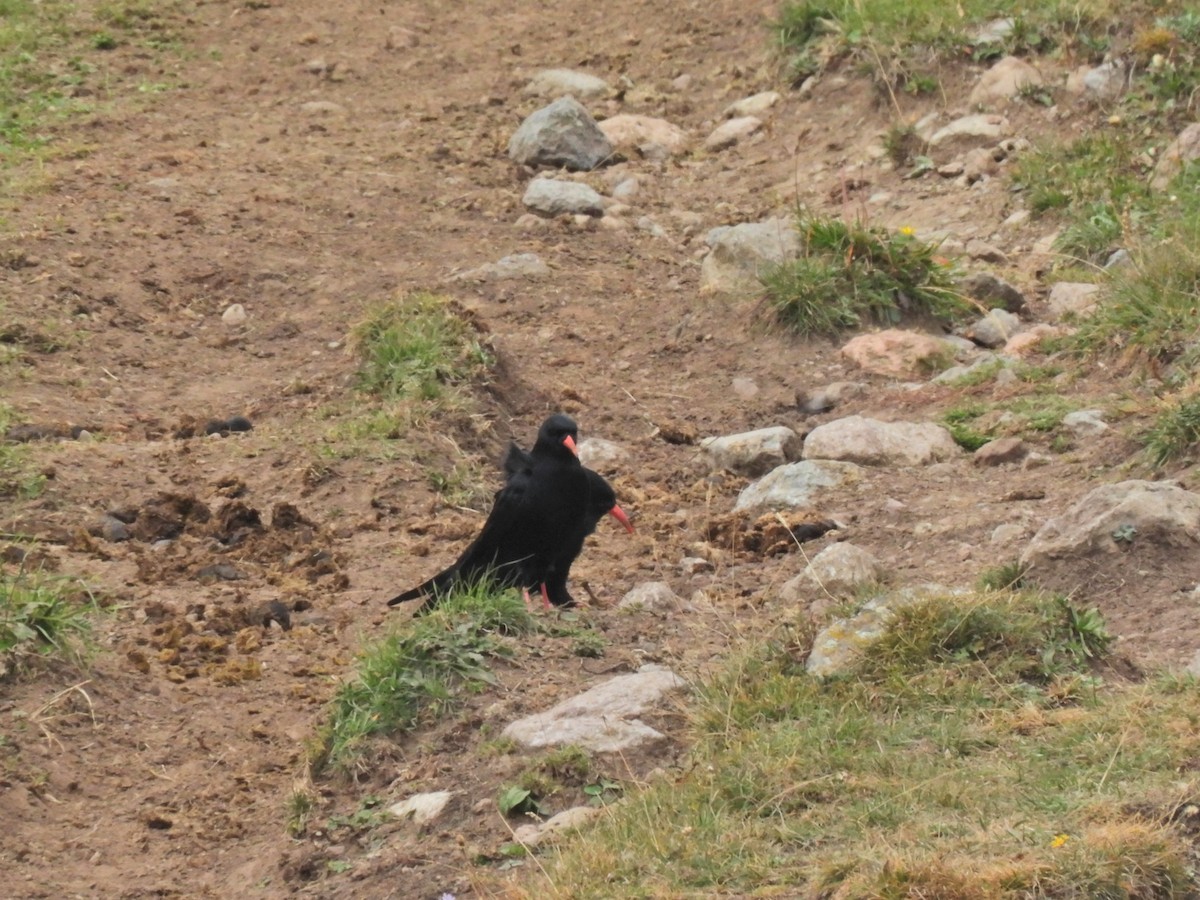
[577,438,627,472]
[221,304,247,326]
[991,522,1026,544]
[723,91,780,118]
[1046,282,1100,321]
[969,56,1044,107]
[731,377,758,400]
[965,238,1007,263]
[966,309,1022,348]
[839,329,957,378]
[704,116,761,151]
[927,114,1010,148]
[957,271,1027,313]
[522,178,605,218]
[782,542,881,604]
[384,26,419,50]
[508,96,613,171]
[1152,122,1200,190]
[388,791,455,825]
[933,354,1006,385]
[795,381,867,415]
[610,176,639,202]
[803,415,960,467]
[700,426,802,477]
[91,514,132,543]
[501,664,686,753]
[1062,409,1108,436]
[5,423,73,443]
[1105,248,1132,270]
[699,218,800,294]
[1004,323,1064,356]
[524,69,609,100]
[196,563,244,582]
[973,437,1029,467]
[512,806,602,849]
[299,100,345,116]
[680,556,713,576]
[618,582,684,613]
[455,253,549,282]
[937,161,965,178]
[1065,60,1126,102]
[972,18,1015,45]
[598,114,689,157]
[1003,209,1031,228]
[733,460,863,513]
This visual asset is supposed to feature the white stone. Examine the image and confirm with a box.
[524,69,609,100]
[704,116,761,151]
[221,304,247,326]
[387,790,454,824]
[733,460,863,513]
[700,426,802,477]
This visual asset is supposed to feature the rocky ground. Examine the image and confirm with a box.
[2,1,1198,897]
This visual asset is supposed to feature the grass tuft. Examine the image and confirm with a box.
[763,214,969,336]
[311,580,533,776]
[351,291,493,402]
[0,568,95,677]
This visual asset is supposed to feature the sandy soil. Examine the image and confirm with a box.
[0,1,1189,897]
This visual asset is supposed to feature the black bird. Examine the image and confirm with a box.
[503,443,633,607]
[386,414,590,611]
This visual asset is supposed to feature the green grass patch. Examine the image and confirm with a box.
[310,582,533,776]
[762,214,968,336]
[942,402,993,451]
[771,0,1124,87]
[0,568,95,677]
[1144,392,1200,466]
[517,591,1200,898]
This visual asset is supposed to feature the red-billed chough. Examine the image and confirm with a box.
[386,413,590,611]
[503,442,633,607]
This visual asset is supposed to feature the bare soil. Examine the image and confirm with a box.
[0,1,1191,898]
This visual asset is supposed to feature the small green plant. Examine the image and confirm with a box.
[310,581,533,775]
[976,561,1026,592]
[883,122,922,167]
[1111,523,1138,545]
[0,568,95,676]
[583,778,622,807]
[571,630,606,658]
[763,215,967,336]
[498,785,544,817]
[285,789,315,837]
[942,403,993,451]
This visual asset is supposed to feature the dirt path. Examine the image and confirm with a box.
[0,1,1181,897]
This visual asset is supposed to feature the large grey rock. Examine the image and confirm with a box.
[508,96,613,171]
[1062,409,1108,436]
[502,664,686,753]
[699,218,800,294]
[733,460,863,513]
[803,415,960,467]
[782,542,881,603]
[700,426,802,476]
[523,178,605,217]
[1021,480,1200,582]
[524,69,609,100]
[1065,60,1126,102]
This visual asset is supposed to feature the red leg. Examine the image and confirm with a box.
[540,583,552,610]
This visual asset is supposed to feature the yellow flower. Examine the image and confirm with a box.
[1050,833,1070,848]
[899,226,915,236]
